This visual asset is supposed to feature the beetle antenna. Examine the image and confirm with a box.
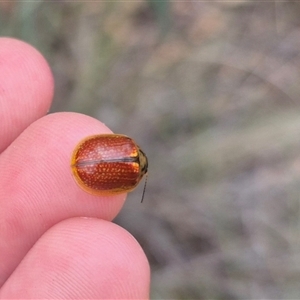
[141,173,148,203]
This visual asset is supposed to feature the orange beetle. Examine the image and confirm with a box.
[71,134,148,202]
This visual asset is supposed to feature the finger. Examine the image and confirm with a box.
[0,218,150,299]
[0,37,53,153]
[0,112,128,287]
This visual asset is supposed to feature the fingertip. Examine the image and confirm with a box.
[0,218,150,299]
[0,37,54,152]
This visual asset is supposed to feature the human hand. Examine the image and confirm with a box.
[0,37,150,299]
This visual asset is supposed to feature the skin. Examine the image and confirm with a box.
[0,37,150,299]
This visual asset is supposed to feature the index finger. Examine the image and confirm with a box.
[0,38,53,152]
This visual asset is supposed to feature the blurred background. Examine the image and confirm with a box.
[2,1,300,298]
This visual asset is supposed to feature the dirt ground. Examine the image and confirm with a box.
[2,1,300,298]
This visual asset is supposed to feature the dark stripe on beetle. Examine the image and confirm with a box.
[75,157,138,167]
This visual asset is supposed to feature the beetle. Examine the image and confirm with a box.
[71,134,148,202]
